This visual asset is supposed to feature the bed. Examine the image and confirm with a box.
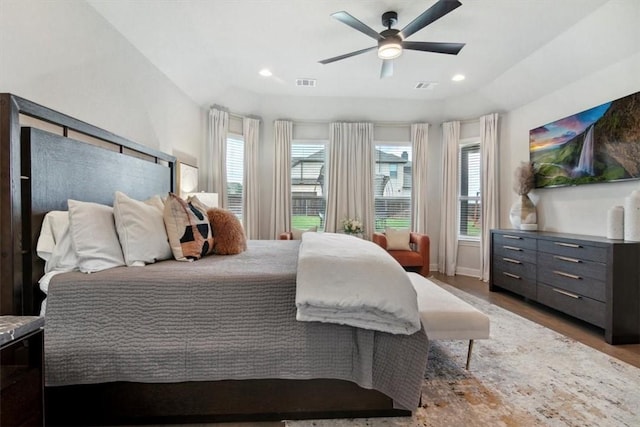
[0,93,428,425]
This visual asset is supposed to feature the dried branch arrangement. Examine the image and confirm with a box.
[513,162,535,195]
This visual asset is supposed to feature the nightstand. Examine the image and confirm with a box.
[0,316,45,427]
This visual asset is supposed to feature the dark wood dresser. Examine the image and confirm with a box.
[490,229,640,345]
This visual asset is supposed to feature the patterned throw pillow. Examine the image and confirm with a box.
[163,193,214,261]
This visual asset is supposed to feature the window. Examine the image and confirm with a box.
[291,141,327,230]
[226,135,244,220]
[459,142,481,239]
[374,144,412,231]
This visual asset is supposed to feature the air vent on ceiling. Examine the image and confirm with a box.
[415,81,438,90]
[296,78,317,87]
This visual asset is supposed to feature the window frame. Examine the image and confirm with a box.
[458,137,481,242]
[373,141,412,232]
[290,139,328,231]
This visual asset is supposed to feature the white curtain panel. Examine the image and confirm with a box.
[480,113,499,281]
[411,123,430,234]
[438,121,460,276]
[242,117,260,239]
[325,122,375,238]
[269,120,292,239]
[207,107,229,208]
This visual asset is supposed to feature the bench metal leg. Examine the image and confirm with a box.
[465,339,474,370]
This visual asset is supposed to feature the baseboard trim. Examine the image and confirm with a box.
[455,267,480,278]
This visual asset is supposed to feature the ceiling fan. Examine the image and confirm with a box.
[318,0,465,78]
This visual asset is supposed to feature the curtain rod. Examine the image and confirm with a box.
[440,118,481,126]
[284,119,429,128]
[210,104,262,122]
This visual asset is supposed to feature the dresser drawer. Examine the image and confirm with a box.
[493,267,536,299]
[493,232,536,250]
[537,252,606,281]
[493,258,536,281]
[538,268,606,302]
[537,283,606,328]
[494,244,536,264]
[538,239,607,263]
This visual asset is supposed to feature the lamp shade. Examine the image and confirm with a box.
[187,192,219,209]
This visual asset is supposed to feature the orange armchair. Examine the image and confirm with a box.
[279,232,293,240]
[372,231,430,277]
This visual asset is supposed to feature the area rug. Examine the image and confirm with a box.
[285,280,640,427]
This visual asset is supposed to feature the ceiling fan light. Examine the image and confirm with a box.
[378,40,402,60]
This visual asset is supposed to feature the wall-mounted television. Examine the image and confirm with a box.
[530,90,640,188]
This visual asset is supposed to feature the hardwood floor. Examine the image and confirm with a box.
[432,272,640,369]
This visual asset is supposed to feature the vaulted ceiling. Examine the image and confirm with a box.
[88,0,620,110]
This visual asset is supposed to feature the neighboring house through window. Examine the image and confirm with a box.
[374,144,412,232]
[226,135,244,220]
[459,139,481,239]
[290,141,327,230]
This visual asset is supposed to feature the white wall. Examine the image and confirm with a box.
[501,52,640,236]
[0,0,204,166]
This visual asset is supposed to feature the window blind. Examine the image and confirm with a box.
[459,143,481,239]
[226,136,244,220]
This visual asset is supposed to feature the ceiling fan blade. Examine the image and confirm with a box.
[331,11,384,41]
[380,59,394,78]
[402,41,465,55]
[399,0,462,40]
[318,46,376,64]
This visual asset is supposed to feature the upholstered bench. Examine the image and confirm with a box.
[407,272,490,370]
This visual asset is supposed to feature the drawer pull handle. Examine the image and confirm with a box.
[553,270,582,280]
[503,245,523,251]
[502,257,522,264]
[552,288,581,299]
[553,255,581,263]
[503,235,522,240]
[503,272,521,279]
[553,242,582,248]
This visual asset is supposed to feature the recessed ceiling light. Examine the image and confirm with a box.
[451,74,466,82]
[259,68,272,77]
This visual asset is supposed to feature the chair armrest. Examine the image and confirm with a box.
[372,232,387,249]
[410,232,430,276]
[279,232,293,240]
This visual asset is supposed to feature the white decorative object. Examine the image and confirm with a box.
[511,162,537,230]
[624,190,640,241]
[509,194,537,230]
[607,205,624,240]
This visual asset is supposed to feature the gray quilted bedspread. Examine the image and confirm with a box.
[45,240,428,410]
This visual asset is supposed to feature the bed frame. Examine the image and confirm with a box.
[0,94,410,425]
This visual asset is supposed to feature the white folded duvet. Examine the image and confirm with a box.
[296,232,421,335]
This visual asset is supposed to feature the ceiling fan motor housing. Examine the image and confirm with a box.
[381,11,398,29]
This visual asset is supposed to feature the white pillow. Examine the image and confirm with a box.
[39,214,80,295]
[113,191,172,266]
[37,210,70,262]
[291,226,317,240]
[68,199,125,273]
[385,228,411,251]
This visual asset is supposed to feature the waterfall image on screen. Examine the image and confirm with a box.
[529,91,640,188]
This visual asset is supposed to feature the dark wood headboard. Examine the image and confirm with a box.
[0,94,177,315]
